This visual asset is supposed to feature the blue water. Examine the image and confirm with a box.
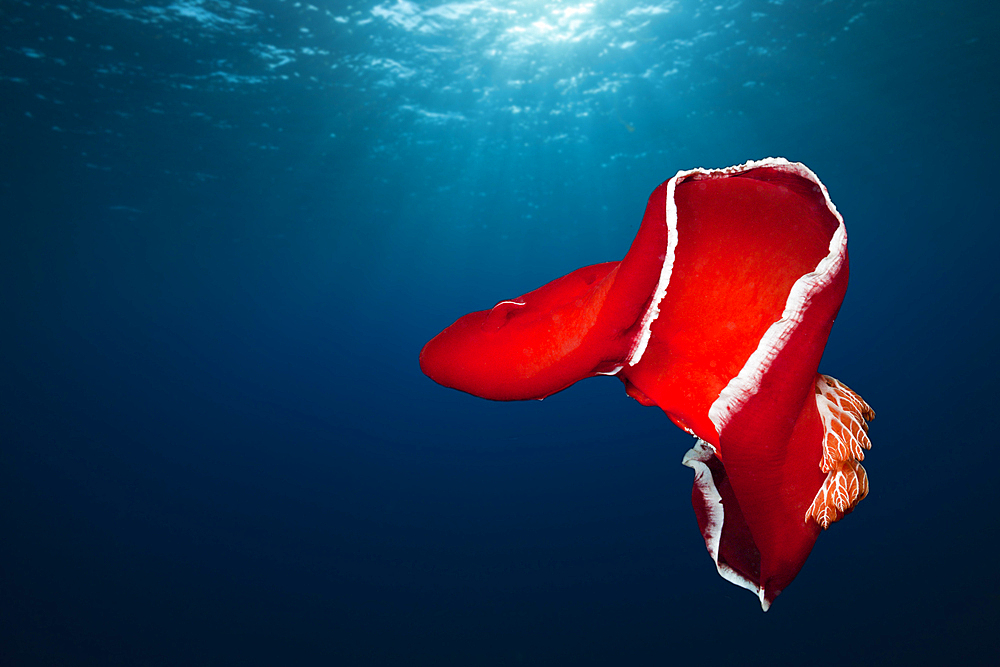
[3,1,998,664]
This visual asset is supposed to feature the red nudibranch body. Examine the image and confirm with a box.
[419,158,874,610]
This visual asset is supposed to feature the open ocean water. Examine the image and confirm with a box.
[2,1,998,665]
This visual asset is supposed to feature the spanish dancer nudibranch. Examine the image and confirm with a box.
[420,158,875,610]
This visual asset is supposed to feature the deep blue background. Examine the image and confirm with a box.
[2,1,998,664]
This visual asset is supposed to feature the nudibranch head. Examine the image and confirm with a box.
[419,261,626,401]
